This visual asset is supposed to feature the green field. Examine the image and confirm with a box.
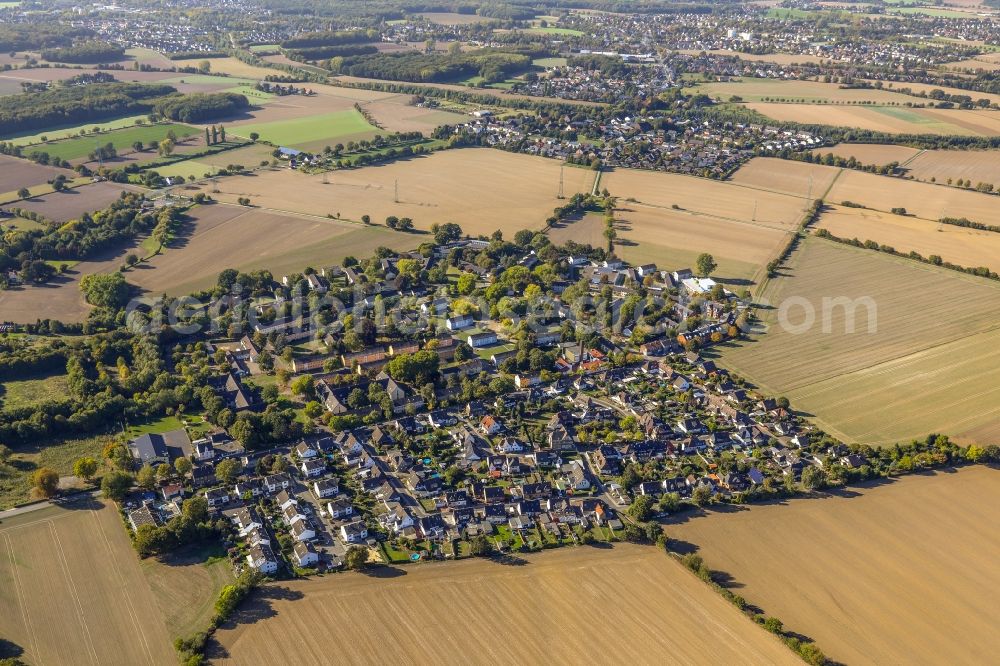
[889,6,977,18]
[249,44,281,53]
[25,122,199,161]
[160,74,257,87]
[7,115,150,146]
[532,57,568,68]
[232,109,379,148]
[525,26,585,36]
[0,372,69,410]
[0,432,112,508]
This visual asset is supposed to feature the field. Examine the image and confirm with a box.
[695,78,921,104]
[145,143,276,180]
[817,204,1000,272]
[668,467,1000,666]
[209,544,799,665]
[3,115,152,146]
[140,544,234,640]
[946,51,1000,71]
[0,155,74,195]
[0,499,175,665]
[902,148,1000,185]
[714,238,1000,443]
[602,166,810,231]
[677,49,827,65]
[24,123,199,162]
[827,169,1000,224]
[192,149,598,237]
[747,103,1000,136]
[333,75,604,108]
[123,202,419,296]
[419,11,495,24]
[809,142,921,166]
[0,224,143,324]
[230,109,379,150]
[0,372,70,411]
[525,26,586,36]
[729,157,841,198]
[13,182,144,222]
[190,57,281,80]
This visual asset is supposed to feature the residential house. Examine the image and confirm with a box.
[340,520,369,543]
[247,543,280,574]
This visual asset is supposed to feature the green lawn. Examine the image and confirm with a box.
[8,115,151,146]
[532,57,567,68]
[126,414,185,437]
[232,109,379,148]
[525,27,585,36]
[27,123,199,161]
[0,372,70,410]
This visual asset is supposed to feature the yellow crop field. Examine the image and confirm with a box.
[669,467,1000,666]
[602,166,810,231]
[748,102,1000,136]
[193,149,597,238]
[696,78,920,104]
[817,204,1000,272]
[809,142,921,166]
[715,238,1000,443]
[210,544,800,665]
[902,148,1000,186]
[729,157,842,198]
[0,499,176,666]
[827,169,1000,224]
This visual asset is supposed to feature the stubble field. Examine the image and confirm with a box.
[827,168,1000,223]
[714,238,1000,443]
[817,204,1000,272]
[210,544,799,665]
[695,78,922,104]
[728,157,842,198]
[809,142,921,165]
[748,102,1000,135]
[668,467,1000,666]
[902,148,1000,185]
[192,149,597,237]
[125,202,419,296]
[0,155,75,195]
[0,499,175,666]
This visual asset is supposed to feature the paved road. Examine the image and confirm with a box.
[0,489,100,521]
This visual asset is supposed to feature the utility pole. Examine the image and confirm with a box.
[752,200,758,223]
[394,178,399,203]
[558,164,565,199]
[807,174,813,201]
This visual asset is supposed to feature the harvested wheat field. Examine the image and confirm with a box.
[945,51,1000,71]
[729,157,841,198]
[827,169,1000,223]
[193,149,597,237]
[748,103,1000,135]
[0,498,176,666]
[127,202,416,295]
[817,204,1000,272]
[13,182,143,223]
[715,238,1000,443]
[602,166,809,231]
[669,467,1000,666]
[902,148,1000,185]
[210,544,799,665]
[809,142,921,166]
[696,78,919,104]
[550,208,784,283]
[677,49,826,65]
[361,94,469,133]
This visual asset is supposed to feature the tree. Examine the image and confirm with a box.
[32,467,60,497]
[800,466,827,490]
[695,253,717,277]
[249,132,259,142]
[16,187,29,199]
[344,545,368,570]
[205,127,211,145]
[79,272,129,308]
[174,456,193,476]
[215,458,242,484]
[691,484,713,506]
[158,138,175,157]
[290,374,315,398]
[136,464,156,489]
[627,494,655,522]
[73,457,99,482]
[469,534,494,557]
[101,470,133,500]
[220,126,226,142]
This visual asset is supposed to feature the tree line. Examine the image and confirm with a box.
[39,41,125,64]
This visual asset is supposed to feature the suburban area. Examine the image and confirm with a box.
[1,0,1000,664]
